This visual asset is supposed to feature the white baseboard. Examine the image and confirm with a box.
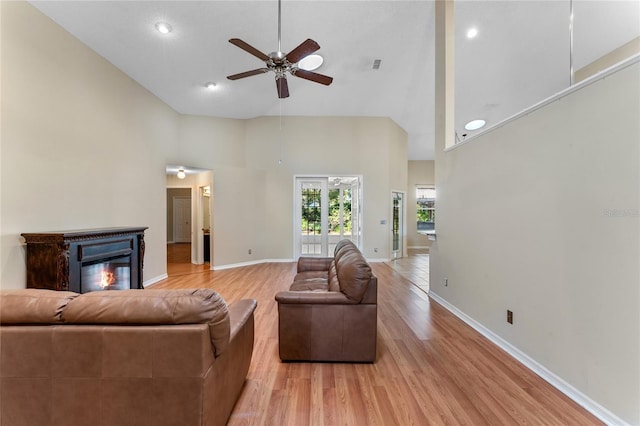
[366,258,392,263]
[143,273,168,287]
[428,292,628,426]
[213,258,293,271]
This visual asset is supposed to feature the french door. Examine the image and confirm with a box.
[294,176,361,258]
[392,191,404,258]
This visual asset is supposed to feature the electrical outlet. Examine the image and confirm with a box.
[248,249,252,255]
[507,310,513,324]
[444,278,448,287]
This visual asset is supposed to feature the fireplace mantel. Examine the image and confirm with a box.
[21,227,148,293]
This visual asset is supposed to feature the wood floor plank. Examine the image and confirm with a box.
[151,261,603,426]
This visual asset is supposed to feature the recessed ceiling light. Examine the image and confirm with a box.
[467,28,478,39]
[155,22,172,35]
[298,54,323,71]
[205,82,217,90]
[464,119,486,131]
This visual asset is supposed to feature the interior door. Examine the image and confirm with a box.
[173,196,191,243]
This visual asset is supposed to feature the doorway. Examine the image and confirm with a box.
[166,166,213,276]
[294,176,361,258]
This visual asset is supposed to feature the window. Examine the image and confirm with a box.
[416,187,435,231]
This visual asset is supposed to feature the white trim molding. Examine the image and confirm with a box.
[428,291,629,426]
[446,54,640,153]
[143,273,168,287]
[213,258,293,271]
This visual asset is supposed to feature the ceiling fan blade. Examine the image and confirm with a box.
[292,69,333,86]
[276,76,289,98]
[285,39,320,64]
[227,68,270,80]
[229,38,270,62]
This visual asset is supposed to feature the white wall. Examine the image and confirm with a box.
[1,2,409,288]
[430,62,640,424]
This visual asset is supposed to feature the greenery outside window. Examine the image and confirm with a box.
[416,187,435,231]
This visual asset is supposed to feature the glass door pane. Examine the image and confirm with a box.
[299,180,328,256]
[392,192,404,258]
[294,176,361,259]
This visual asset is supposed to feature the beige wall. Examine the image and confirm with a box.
[407,160,435,249]
[1,1,177,288]
[576,36,640,83]
[1,2,408,288]
[431,60,640,424]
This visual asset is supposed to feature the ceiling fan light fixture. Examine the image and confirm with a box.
[298,54,323,71]
[464,119,486,131]
[205,82,217,90]
[155,22,172,35]
[177,169,186,179]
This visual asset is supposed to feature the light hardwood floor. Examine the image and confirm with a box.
[387,248,430,294]
[151,262,602,425]
[166,243,209,276]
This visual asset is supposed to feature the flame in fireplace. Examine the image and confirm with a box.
[100,270,116,288]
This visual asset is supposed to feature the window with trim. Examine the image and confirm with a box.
[416,187,435,231]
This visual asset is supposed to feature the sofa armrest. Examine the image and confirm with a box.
[275,291,356,305]
[297,257,333,273]
[228,299,257,341]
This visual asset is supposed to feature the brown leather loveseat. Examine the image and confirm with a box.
[275,239,377,362]
[0,288,256,426]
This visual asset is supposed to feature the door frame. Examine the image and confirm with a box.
[293,175,363,259]
[166,167,214,270]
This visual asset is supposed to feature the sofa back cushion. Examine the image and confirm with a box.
[0,289,78,324]
[327,261,340,292]
[63,289,231,356]
[334,241,373,302]
[333,239,353,257]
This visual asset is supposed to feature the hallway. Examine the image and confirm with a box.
[387,248,430,294]
[166,243,209,277]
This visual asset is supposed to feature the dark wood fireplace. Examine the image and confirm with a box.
[21,227,147,293]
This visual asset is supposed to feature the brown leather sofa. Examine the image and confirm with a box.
[275,239,377,362]
[0,288,256,426]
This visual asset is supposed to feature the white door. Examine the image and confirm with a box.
[296,179,328,256]
[294,176,361,258]
[173,196,191,243]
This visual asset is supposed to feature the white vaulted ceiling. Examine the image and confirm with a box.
[30,1,640,160]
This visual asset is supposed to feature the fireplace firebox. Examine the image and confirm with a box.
[21,227,147,293]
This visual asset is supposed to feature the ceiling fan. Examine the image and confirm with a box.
[226,0,333,99]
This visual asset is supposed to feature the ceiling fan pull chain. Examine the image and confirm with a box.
[278,0,282,54]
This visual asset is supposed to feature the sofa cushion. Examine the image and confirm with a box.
[289,279,329,292]
[333,239,353,257]
[328,261,340,292]
[297,256,333,273]
[294,270,328,281]
[63,289,231,356]
[0,289,79,324]
[335,250,372,303]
